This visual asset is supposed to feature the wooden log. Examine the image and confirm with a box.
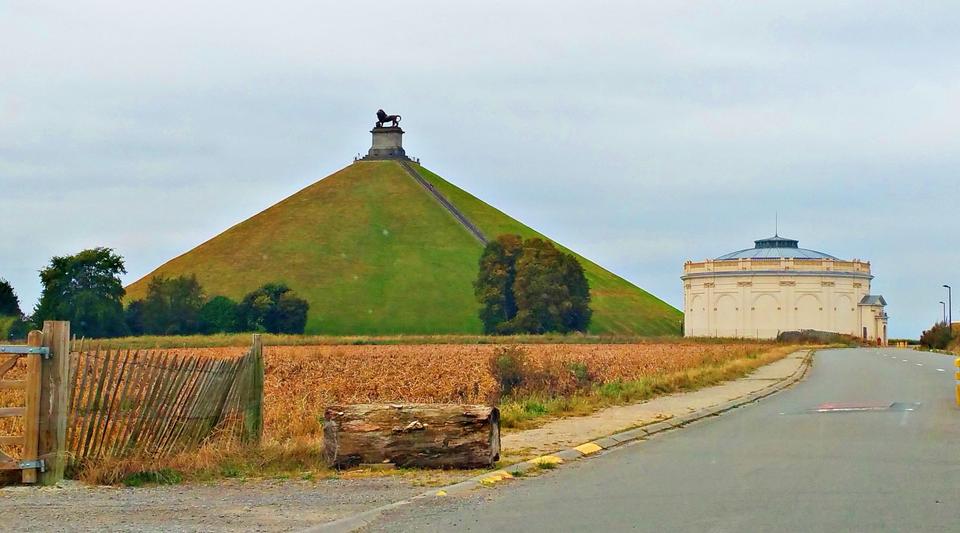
[323,404,500,469]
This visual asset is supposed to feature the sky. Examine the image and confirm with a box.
[1,1,958,338]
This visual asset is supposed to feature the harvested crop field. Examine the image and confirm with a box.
[143,342,782,441]
[3,342,785,449]
[0,357,27,459]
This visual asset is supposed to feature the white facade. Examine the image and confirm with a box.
[682,236,888,343]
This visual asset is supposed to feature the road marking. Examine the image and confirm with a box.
[937,369,946,372]
[916,363,923,366]
[902,360,909,362]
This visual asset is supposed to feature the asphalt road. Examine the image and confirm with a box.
[368,348,960,532]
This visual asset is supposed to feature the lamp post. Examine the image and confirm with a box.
[940,301,947,325]
[944,284,953,327]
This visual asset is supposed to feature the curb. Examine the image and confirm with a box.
[305,350,814,532]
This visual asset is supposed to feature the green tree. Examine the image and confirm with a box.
[0,279,22,317]
[559,253,592,332]
[507,238,570,334]
[920,322,954,350]
[125,300,146,336]
[474,235,523,334]
[237,283,309,334]
[474,236,591,335]
[141,275,205,335]
[199,296,239,334]
[33,248,129,338]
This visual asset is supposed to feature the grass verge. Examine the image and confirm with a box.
[74,439,331,486]
[498,345,801,429]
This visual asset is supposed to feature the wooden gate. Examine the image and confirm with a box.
[0,331,44,483]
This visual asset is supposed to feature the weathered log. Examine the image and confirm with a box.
[323,403,500,469]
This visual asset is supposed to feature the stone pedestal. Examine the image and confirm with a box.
[364,126,408,160]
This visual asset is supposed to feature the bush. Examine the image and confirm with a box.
[567,361,592,388]
[125,300,146,336]
[199,296,239,334]
[776,330,857,346]
[0,316,14,341]
[0,315,28,340]
[141,275,205,335]
[237,283,309,334]
[920,322,954,350]
[121,468,183,487]
[489,345,526,397]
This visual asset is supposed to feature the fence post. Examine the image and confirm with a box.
[21,331,43,484]
[241,334,264,444]
[38,321,70,485]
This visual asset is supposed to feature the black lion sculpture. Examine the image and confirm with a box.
[376,109,401,128]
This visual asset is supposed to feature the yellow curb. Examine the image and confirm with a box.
[435,490,447,497]
[531,455,564,466]
[479,471,514,485]
[574,442,603,456]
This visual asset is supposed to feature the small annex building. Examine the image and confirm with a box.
[682,235,888,344]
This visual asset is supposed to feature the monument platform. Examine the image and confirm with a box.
[363,126,409,160]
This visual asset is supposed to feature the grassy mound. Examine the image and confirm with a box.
[126,161,680,335]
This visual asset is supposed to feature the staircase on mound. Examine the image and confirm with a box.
[399,160,488,244]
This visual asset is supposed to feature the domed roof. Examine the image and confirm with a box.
[715,235,839,260]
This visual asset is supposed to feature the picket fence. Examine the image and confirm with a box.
[65,336,264,467]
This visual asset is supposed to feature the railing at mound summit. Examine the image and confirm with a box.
[0,321,264,485]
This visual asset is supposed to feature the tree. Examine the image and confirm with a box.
[199,296,239,334]
[474,235,523,334]
[920,322,954,350]
[474,236,592,335]
[141,275,205,335]
[0,279,22,317]
[237,283,309,334]
[125,299,146,336]
[33,248,129,338]
[559,253,592,332]
[507,238,570,334]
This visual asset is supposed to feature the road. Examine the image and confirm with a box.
[368,348,960,532]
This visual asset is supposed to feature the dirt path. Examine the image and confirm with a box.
[0,474,473,533]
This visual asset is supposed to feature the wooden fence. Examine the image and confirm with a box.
[2,322,265,485]
[0,331,43,483]
[65,335,264,467]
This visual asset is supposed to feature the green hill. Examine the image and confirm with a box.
[126,161,681,335]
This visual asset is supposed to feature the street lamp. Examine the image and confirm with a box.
[940,301,947,324]
[944,285,953,326]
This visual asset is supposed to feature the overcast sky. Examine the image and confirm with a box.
[2,1,958,338]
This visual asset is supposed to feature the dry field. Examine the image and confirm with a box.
[149,342,781,442]
[3,341,793,483]
[3,342,784,456]
[0,357,28,462]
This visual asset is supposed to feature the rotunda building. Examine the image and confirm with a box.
[682,235,888,343]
